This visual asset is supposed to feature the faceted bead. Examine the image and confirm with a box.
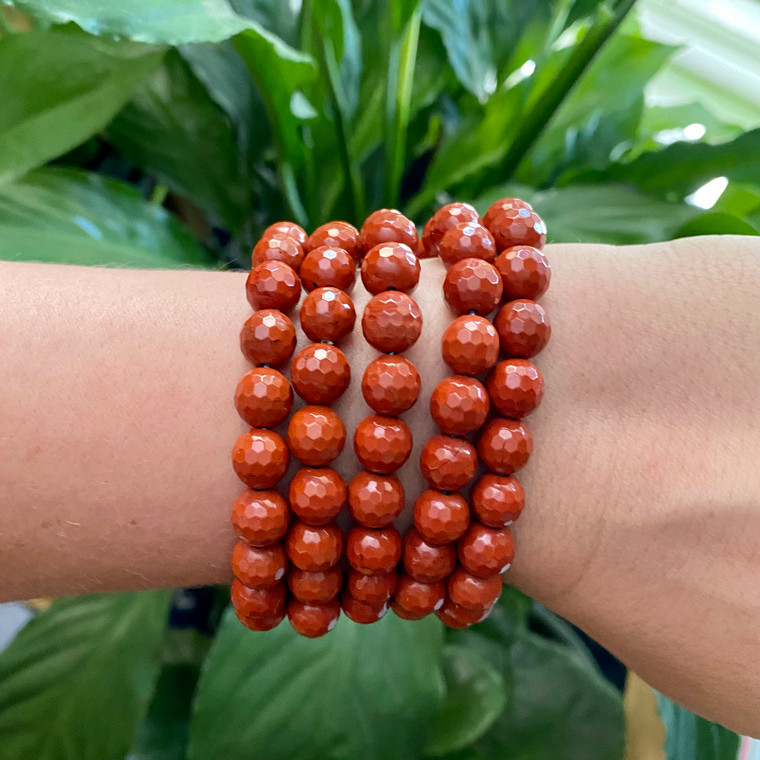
[443,258,503,316]
[261,221,307,247]
[246,260,301,312]
[413,490,470,544]
[288,467,347,525]
[239,608,285,632]
[231,490,289,546]
[436,598,493,629]
[240,309,296,367]
[346,526,402,574]
[288,565,343,603]
[482,197,532,231]
[494,299,550,358]
[486,359,544,418]
[300,286,356,343]
[477,418,533,475]
[439,222,496,266]
[287,405,346,466]
[234,368,293,428]
[393,574,446,617]
[347,569,397,603]
[421,202,480,258]
[391,600,428,621]
[361,291,422,353]
[232,540,287,587]
[231,430,289,489]
[441,315,500,375]
[231,578,286,619]
[287,598,340,638]
[359,208,418,253]
[458,523,515,578]
[488,206,547,251]
[353,415,412,474]
[471,474,525,527]
[495,245,551,301]
[300,246,356,292]
[420,434,477,491]
[360,243,420,294]
[252,234,306,272]
[307,221,361,264]
[361,355,420,415]
[430,375,489,435]
[286,521,343,572]
[291,343,350,405]
[341,592,389,624]
[402,526,456,583]
[448,567,502,610]
[347,471,404,528]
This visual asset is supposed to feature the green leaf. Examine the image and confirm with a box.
[0,591,171,760]
[0,30,162,183]
[188,608,446,760]
[674,212,759,237]
[0,167,212,267]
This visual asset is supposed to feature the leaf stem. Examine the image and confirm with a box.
[150,183,168,206]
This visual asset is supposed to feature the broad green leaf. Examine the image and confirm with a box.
[188,608,446,760]
[674,212,759,237]
[231,0,300,46]
[713,181,760,219]
[0,168,211,267]
[0,30,161,183]
[0,591,171,760]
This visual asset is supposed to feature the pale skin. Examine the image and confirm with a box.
[0,235,759,737]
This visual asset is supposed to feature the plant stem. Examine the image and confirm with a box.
[150,183,168,206]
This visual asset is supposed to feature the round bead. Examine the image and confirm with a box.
[413,490,470,545]
[361,291,422,353]
[494,299,551,358]
[420,434,477,491]
[300,246,356,292]
[347,569,397,604]
[422,202,480,258]
[234,368,293,428]
[486,359,544,418]
[232,540,287,587]
[391,600,428,621]
[288,467,347,525]
[443,258,503,316]
[448,567,502,610]
[261,221,307,247]
[436,598,493,629]
[300,287,356,343]
[291,343,350,405]
[287,406,346,466]
[472,474,525,526]
[393,574,446,617]
[353,415,413,474]
[441,315,499,375]
[458,524,515,578]
[347,471,404,528]
[477,418,533,475]
[246,260,301,312]
[430,376,489,436]
[439,222,496,266]
[341,592,389,624]
[231,490,289,546]
[287,598,340,638]
[482,197,532,231]
[240,309,296,367]
[360,243,420,294]
[231,430,289,489]
[287,566,343,603]
[488,206,547,251]
[346,526,402,574]
[495,245,551,301]
[231,578,286,619]
[286,521,343,572]
[252,234,306,272]
[239,608,285,632]
[402,527,456,583]
[359,208,418,253]
[307,221,361,263]
[361,355,420,415]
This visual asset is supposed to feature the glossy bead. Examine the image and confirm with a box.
[436,598,493,629]
[361,355,420,415]
[232,540,287,587]
[482,197,532,231]
[239,608,285,632]
[422,202,480,258]
[231,578,286,619]
[393,574,446,617]
[361,291,422,354]
[300,246,356,292]
[448,567,502,610]
[430,376,489,435]
[231,430,289,489]
[261,221,307,247]
[291,343,350,405]
[360,243,420,294]
[300,286,356,343]
[246,260,301,312]
[307,221,361,263]
[240,309,296,367]
[494,299,551,358]
[353,415,413,474]
[402,527,456,583]
[287,598,340,638]
[341,592,389,624]
[346,526,402,574]
[252,234,305,272]
[488,206,547,251]
[413,490,470,545]
[472,474,525,526]
[458,524,515,577]
[288,467,346,525]
[287,565,343,603]
[439,222,496,266]
[347,471,404,528]
[231,490,289,546]
[495,245,551,301]
[486,359,544,418]
[441,315,499,375]
[359,208,418,253]
[420,434,477,491]
[443,258,503,316]
[234,368,293,428]
[477,418,533,475]
[286,521,343,572]
[287,406,346,466]
[347,569,397,603]
[391,599,428,621]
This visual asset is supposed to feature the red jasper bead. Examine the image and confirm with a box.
[234,368,293,428]
[393,574,446,618]
[347,569,397,604]
[231,578,286,619]
[231,429,289,490]
[346,526,402,574]
[361,291,422,354]
[287,406,346,466]
[286,521,343,572]
[300,287,356,343]
[347,471,404,528]
[361,355,420,415]
[430,376,489,436]
[307,221,361,263]
[239,608,285,632]
[300,246,356,292]
[353,415,413,474]
[361,243,420,294]
[391,599,428,621]
[439,222,496,266]
[422,202,480,258]
[240,309,296,367]
[482,197,532,231]
[288,467,347,525]
[441,314,500,375]
[420,434,477,491]
[261,221,307,247]
[246,260,300,312]
[287,565,343,603]
[252,234,306,272]
[477,418,533,475]
[448,567,502,610]
[488,206,547,251]
[359,208,418,253]
[413,490,470,545]
[486,359,544,418]
[495,245,551,301]
[291,343,351,405]
[232,540,287,587]
[458,523,515,578]
[443,258,503,316]
[494,299,551,358]
[287,598,340,638]
[402,526,456,583]
[436,597,493,629]
[231,490,289,546]
[341,592,389,624]
[471,474,525,526]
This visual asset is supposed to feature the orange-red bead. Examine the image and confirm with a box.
[286,521,343,572]
[231,490,289,546]
[495,245,551,301]
[232,540,287,587]
[261,221,307,247]
[402,527,456,583]
[458,523,515,578]
[347,569,397,603]
[486,359,544,418]
[361,355,420,415]
[246,260,301,312]
[494,299,551,358]
[252,234,305,272]
[443,258,503,316]
[482,198,532,231]
[287,405,346,466]
[353,414,413,474]
[439,222,496,266]
[341,592,389,624]
[393,574,446,618]
[300,286,356,343]
[231,578,286,619]
[420,434,477,491]
[360,243,420,294]
[471,474,525,526]
[291,343,350,405]
[287,598,340,638]
[447,567,502,610]
[307,221,361,263]
[422,202,480,258]
[359,208,418,253]
[232,429,289,489]
[287,565,343,602]
[413,490,470,545]
[240,309,296,367]
[347,471,404,528]
[477,418,533,475]
[346,526,402,574]
[487,206,546,251]
[234,368,293,428]
[288,467,346,525]
[300,246,356,292]
[436,597,493,629]
[239,608,286,632]
[361,291,422,354]
[430,375,489,435]
[391,600,428,621]
[441,314,500,375]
